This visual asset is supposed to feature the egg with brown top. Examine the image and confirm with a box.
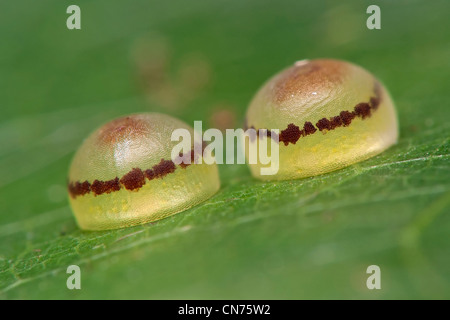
[68,113,220,230]
[245,59,398,180]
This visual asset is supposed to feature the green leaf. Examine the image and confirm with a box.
[0,0,449,299]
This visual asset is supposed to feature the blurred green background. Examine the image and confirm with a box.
[0,0,449,299]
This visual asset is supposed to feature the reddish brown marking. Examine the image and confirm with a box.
[329,116,342,129]
[369,81,382,110]
[249,80,383,145]
[179,150,194,169]
[277,121,318,145]
[280,123,302,146]
[316,118,331,131]
[179,142,208,168]
[68,180,91,197]
[354,103,371,119]
[97,115,150,146]
[120,168,145,191]
[339,110,355,126]
[370,97,380,110]
[144,169,155,180]
[273,60,347,103]
[303,122,317,136]
[69,148,193,198]
[152,159,176,178]
[91,178,121,196]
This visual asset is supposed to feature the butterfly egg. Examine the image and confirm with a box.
[245,59,398,180]
[68,113,220,230]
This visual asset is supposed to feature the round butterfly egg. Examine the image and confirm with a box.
[245,59,398,180]
[68,113,220,230]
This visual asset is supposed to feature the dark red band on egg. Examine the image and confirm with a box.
[120,168,146,191]
[68,146,201,198]
[245,81,383,145]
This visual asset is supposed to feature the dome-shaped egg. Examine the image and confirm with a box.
[245,59,398,180]
[68,113,220,230]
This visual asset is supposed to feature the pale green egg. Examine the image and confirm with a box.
[245,59,398,180]
[68,113,220,230]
